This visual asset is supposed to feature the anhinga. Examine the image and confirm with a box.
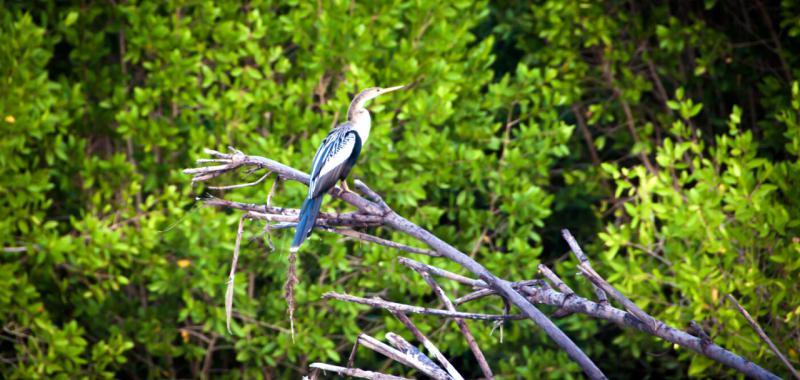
[290,85,405,252]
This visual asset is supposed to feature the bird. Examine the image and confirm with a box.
[290,85,405,252]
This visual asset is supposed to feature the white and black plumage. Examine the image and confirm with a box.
[290,85,404,252]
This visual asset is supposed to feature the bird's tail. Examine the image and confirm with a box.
[290,196,323,252]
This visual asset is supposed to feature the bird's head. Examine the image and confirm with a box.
[356,85,406,102]
[348,85,406,119]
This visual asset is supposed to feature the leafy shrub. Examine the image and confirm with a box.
[1,1,798,378]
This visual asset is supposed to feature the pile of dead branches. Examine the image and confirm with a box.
[184,148,793,380]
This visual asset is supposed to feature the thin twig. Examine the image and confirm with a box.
[390,311,464,380]
[577,262,660,333]
[398,257,484,288]
[538,264,575,318]
[208,171,271,190]
[453,280,542,305]
[406,268,494,380]
[267,174,280,207]
[538,264,574,295]
[285,246,298,342]
[688,320,712,353]
[354,179,389,211]
[2,246,28,253]
[318,227,440,257]
[358,334,451,380]
[309,363,412,380]
[561,229,608,304]
[727,295,800,380]
[384,333,452,380]
[226,214,248,334]
[322,292,523,321]
[203,197,385,227]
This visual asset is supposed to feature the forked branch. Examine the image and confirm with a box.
[184,148,780,380]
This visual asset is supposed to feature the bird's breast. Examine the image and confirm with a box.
[350,112,371,144]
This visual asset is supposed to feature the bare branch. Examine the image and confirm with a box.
[226,214,248,334]
[561,229,608,304]
[188,148,605,378]
[577,262,661,333]
[390,311,463,380]
[538,264,575,318]
[384,333,452,380]
[384,214,607,379]
[357,334,451,380]
[398,257,485,288]
[184,148,781,380]
[727,295,800,380]
[322,292,524,321]
[318,227,440,257]
[520,286,780,380]
[410,269,494,379]
[202,197,385,227]
[538,264,574,295]
[354,179,389,211]
[453,280,543,306]
[308,363,412,380]
[208,171,271,190]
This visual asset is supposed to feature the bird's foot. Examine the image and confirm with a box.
[340,180,351,193]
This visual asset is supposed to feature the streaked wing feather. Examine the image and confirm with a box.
[308,127,346,195]
[310,132,359,198]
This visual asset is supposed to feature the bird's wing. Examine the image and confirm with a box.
[308,130,361,198]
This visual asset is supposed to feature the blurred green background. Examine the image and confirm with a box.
[1,0,799,378]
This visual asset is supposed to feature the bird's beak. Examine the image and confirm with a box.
[382,85,406,93]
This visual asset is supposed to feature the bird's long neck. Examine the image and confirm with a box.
[347,91,377,143]
[347,91,371,120]
[348,108,371,143]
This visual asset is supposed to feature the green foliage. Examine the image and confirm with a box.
[1,0,799,378]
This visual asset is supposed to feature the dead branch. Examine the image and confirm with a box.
[318,227,439,257]
[390,311,463,380]
[184,148,781,380]
[322,292,524,321]
[357,334,452,380]
[562,229,608,304]
[208,171,271,190]
[384,333,451,380]
[405,265,494,379]
[308,363,412,380]
[727,295,800,380]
